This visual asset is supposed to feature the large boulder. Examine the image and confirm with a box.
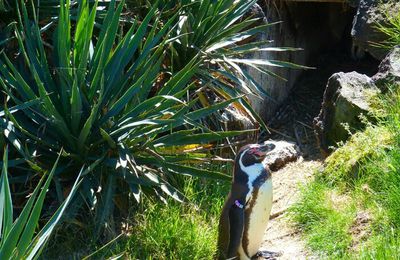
[372,46,400,89]
[314,72,379,156]
[351,0,400,60]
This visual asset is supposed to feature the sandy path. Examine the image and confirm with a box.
[259,158,322,259]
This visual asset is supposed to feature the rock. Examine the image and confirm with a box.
[314,72,379,156]
[351,0,400,60]
[262,140,300,171]
[372,46,400,89]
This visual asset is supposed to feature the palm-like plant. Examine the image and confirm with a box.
[0,146,80,259]
[0,0,255,231]
[128,0,304,129]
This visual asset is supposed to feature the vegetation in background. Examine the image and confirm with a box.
[0,0,304,257]
[0,0,268,235]
[125,0,304,131]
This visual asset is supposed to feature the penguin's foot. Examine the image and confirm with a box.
[253,250,282,259]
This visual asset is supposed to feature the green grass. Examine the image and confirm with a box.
[47,177,230,259]
[375,3,400,50]
[322,125,392,186]
[120,179,229,259]
[290,85,400,258]
[290,182,354,257]
[359,233,400,259]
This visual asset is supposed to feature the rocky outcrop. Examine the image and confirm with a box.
[372,46,400,89]
[263,140,300,171]
[315,45,399,156]
[351,0,400,60]
[314,72,379,156]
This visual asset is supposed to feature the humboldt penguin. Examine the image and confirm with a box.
[217,143,276,260]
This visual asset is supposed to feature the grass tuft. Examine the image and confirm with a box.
[323,125,392,186]
[374,3,400,50]
[290,182,331,231]
[115,178,229,259]
[290,182,354,257]
[359,232,400,259]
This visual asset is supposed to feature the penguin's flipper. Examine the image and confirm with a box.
[226,203,245,258]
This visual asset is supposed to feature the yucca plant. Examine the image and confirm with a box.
[126,0,305,131]
[168,0,302,75]
[0,146,80,259]
[0,0,111,51]
[0,0,256,232]
[0,0,110,21]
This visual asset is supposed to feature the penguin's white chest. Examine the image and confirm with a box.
[238,178,273,260]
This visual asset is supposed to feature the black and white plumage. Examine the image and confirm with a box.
[217,143,275,260]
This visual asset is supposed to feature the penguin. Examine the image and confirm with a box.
[216,143,276,260]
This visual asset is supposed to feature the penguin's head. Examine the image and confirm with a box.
[237,143,275,167]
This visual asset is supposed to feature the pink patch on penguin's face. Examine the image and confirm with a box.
[248,147,265,157]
